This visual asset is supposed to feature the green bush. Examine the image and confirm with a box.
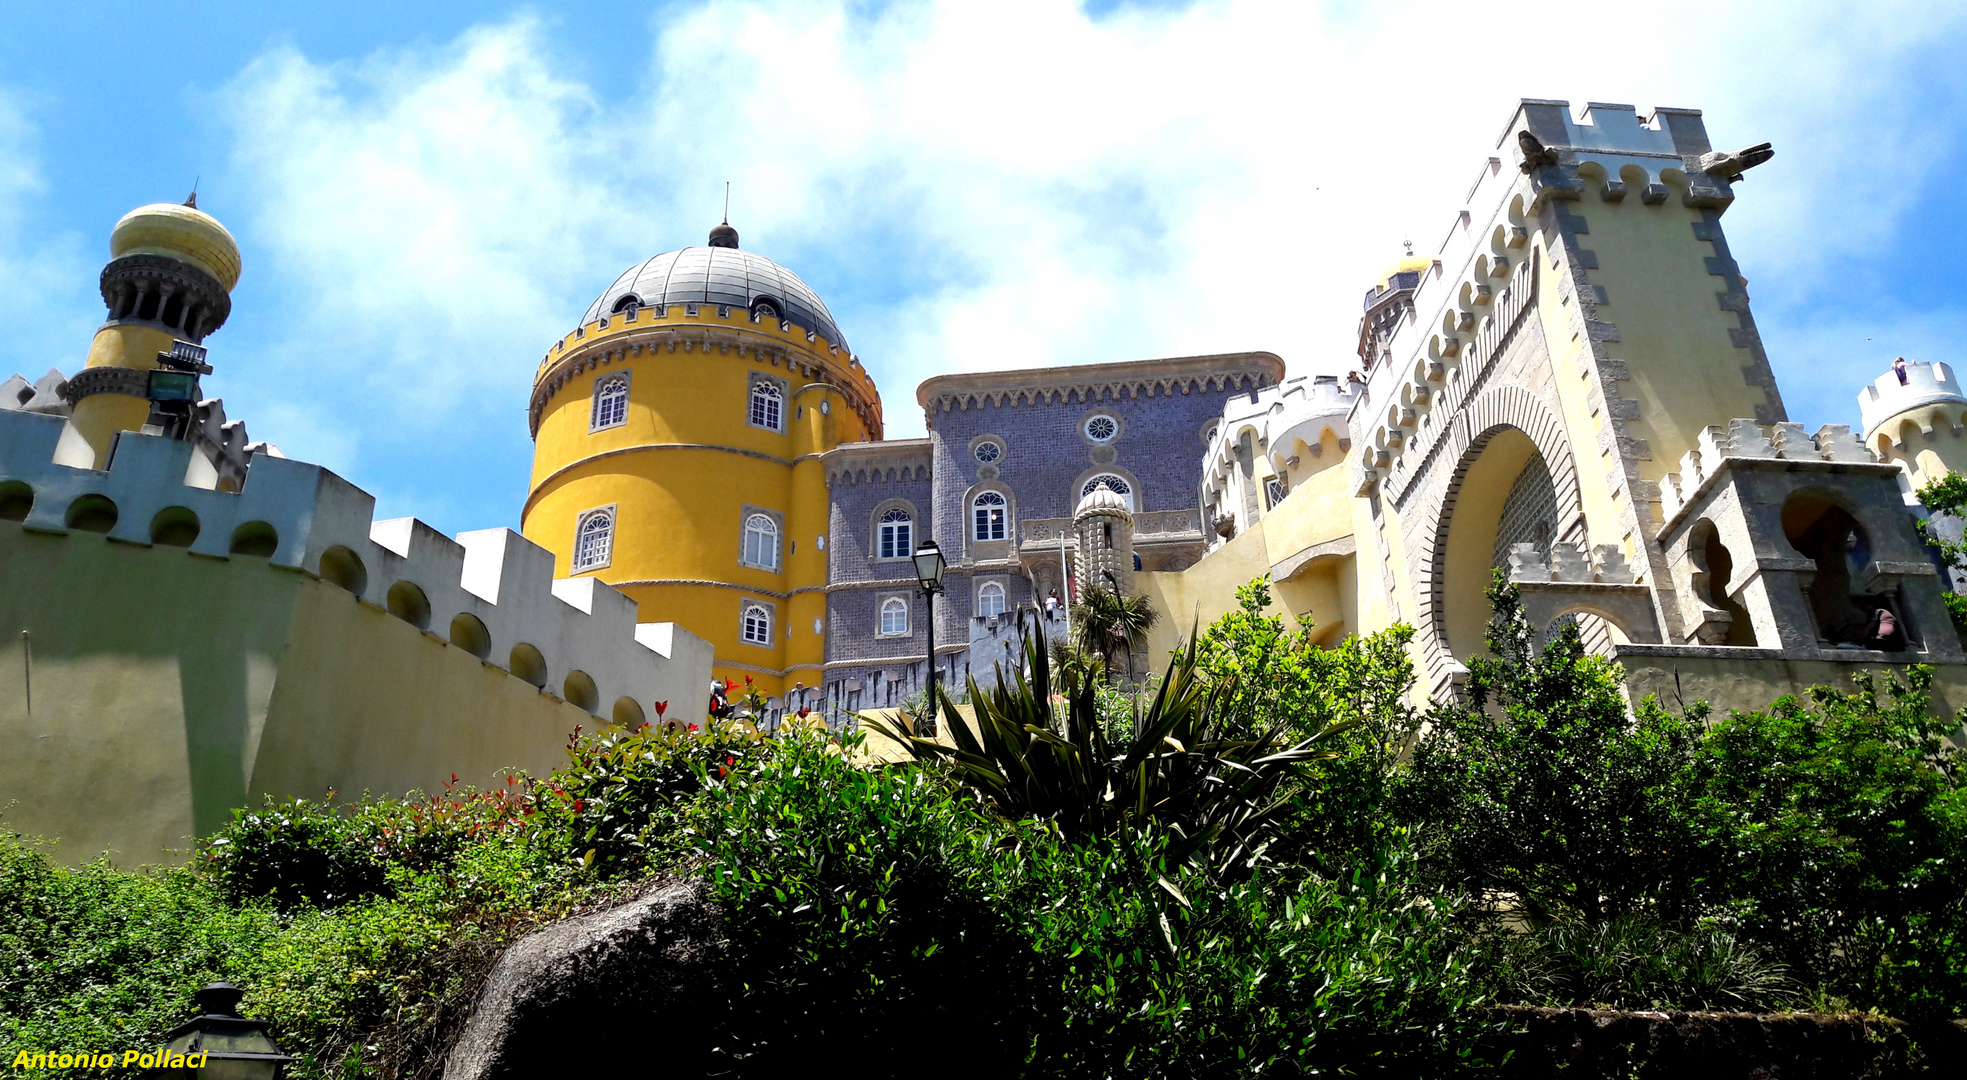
[207,797,389,910]
[670,729,1500,1077]
[1693,666,1967,1017]
[1393,574,1707,925]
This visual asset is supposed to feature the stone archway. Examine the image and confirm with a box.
[1409,387,1583,687]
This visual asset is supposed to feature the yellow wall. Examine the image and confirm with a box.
[69,323,181,468]
[1564,173,1777,490]
[1875,405,1967,492]
[0,524,600,866]
[523,305,879,697]
[1141,456,1363,667]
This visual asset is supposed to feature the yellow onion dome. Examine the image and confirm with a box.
[109,199,242,292]
[1375,254,1434,292]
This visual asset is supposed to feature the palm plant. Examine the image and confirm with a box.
[869,619,1349,880]
[1074,584,1158,682]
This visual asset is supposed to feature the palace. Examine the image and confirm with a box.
[5,98,1965,864]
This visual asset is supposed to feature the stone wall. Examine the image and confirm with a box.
[1482,1006,1967,1078]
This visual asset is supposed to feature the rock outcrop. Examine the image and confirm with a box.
[443,879,727,1080]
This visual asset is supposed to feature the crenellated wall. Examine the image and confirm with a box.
[0,406,712,865]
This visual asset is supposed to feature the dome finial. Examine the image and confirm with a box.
[184,176,199,209]
[709,181,739,248]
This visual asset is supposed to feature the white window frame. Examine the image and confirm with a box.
[590,372,630,432]
[740,509,782,572]
[878,596,911,637]
[748,373,787,432]
[972,490,1007,542]
[573,506,615,573]
[877,506,913,561]
[1082,412,1121,444]
[1265,476,1289,510]
[977,580,1006,618]
[740,601,774,646]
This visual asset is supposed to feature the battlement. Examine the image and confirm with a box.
[530,302,882,439]
[0,406,710,723]
[1657,418,1888,528]
[1206,373,1360,490]
[1859,360,1965,442]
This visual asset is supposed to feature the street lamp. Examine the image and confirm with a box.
[912,539,947,737]
[153,981,292,1078]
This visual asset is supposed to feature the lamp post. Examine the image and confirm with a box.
[153,981,292,1077]
[911,538,947,737]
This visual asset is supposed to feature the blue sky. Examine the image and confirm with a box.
[2,1,1963,536]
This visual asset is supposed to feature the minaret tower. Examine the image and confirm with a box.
[1072,481,1135,598]
[64,196,241,468]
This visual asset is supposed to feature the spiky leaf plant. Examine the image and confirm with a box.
[870,619,1348,881]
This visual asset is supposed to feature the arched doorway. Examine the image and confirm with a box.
[1439,428,1558,661]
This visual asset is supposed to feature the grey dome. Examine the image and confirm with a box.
[581,246,848,353]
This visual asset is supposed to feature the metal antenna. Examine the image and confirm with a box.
[723,181,730,224]
[185,176,201,209]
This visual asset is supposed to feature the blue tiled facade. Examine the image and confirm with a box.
[814,354,1284,723]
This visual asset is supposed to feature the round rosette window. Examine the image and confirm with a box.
[974,440,1003,464]
[1084,415,1118,443]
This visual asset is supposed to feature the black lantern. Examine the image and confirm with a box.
[151,982,292,1078]
[911,539,947,737]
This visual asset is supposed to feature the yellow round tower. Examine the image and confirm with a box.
[523,223,881,699]
[67,197,241,468]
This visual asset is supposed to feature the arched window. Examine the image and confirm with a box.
[1081,474,1135,510]
[611,293,643,314]
[743,513,780,571]
[878,507,913,560]
[749,378,784,431]
[977,581,1006,618]
[1082,474,1131,499]
[741,603,773,645]
[972,491,1007,541]
[879,597,910,635]
[752,298,780,322]
[590,374,629,431]
[574,508,614,572]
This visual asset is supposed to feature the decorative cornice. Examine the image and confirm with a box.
[60,366,146,404]
[822,438,933,487]
[530,316,882,438]
[916,352,1286,414]
[99,253,231,340]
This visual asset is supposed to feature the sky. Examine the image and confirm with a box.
[1,1,1963,536]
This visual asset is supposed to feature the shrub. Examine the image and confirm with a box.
[873,620,1344,880]
[207,797,389,910]
[1694,666,1967,1017]
[1483,916,1792,1011]
[1393,574,1707,924]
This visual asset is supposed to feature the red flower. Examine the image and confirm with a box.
[744,674,754,685]
[725,679,737,692]
[797,706,811,718]
[688,723,700,732]
[654,700,668,717]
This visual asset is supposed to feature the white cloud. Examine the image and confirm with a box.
[0,90,98,384]
[209,0,1967,527]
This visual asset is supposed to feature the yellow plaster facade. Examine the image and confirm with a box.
[523,283,881,699]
